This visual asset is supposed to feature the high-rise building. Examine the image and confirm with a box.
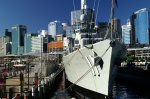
[5,29,12,41]
[0,36,11,55]
[11,25,27,55]
[48,20,63,39]
[24,33,38,54]
[122,19,131,44]
[113,18,122,39]
[39,30,48,37]
[31,34,53,53]
[97,22,109,38]
[31,35,43,53]
[131,8,150,44]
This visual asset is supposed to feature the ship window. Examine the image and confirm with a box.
[83,40,88,45]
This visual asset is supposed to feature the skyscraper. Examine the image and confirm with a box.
[5,29,12,41]
[11,25,27,55]
[48,20,63,39]
[31,35,43,53]
[122,19,131,44]
[131,8,150,44]
[0,36,11,55]
[113,18,122,39]
[24,33,38,54]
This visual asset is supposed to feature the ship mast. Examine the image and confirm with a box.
[111,0,115,39]
[81,0,87,9]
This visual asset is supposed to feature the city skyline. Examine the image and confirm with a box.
[0,0,150,36]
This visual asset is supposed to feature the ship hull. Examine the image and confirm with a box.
[66,79,112,99]
[63,39,126,96]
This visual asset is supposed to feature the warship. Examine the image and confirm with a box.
[63,0,126,98]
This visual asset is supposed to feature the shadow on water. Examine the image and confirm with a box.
[49,70,63,98]
[113,78,150,99]
[51,67,150,99]
[112,83,149,99]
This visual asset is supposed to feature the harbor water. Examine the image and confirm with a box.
[54,75,150,99]
[112,79,150,99]
[1,67,150,99]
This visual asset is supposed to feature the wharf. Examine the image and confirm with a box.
[0,68,64,99]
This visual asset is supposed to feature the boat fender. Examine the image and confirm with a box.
[110,40,116,47]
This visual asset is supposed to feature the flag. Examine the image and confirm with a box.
[115,0,118,8]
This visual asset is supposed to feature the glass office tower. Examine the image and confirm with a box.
[24,33,38,54]
[131,8,150,44]
[48,20,63,39]
[122,19,131,44]
[11,25,27,55]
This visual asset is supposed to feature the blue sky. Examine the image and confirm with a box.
[0,0,150,36]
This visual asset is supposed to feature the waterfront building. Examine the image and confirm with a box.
[62,23,69,37]
[4,29,12,41]
[24,33,38,54]
[130,8,150,44]
[56,34,63,42]
[113,18,122,39]
[11,25,27,55]
[127,47,150,61]
[97,20,121,40]
[38,30,48,37]
[0,36,11,55]
[62,23,69,30]
[122,19,131,44]
[48,20,63,39]
[31,35,43,53]
[48,41,63,55]
[97,22,108,38]
[31,35,51,53]
[43,35,54,53]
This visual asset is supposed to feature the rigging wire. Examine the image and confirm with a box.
[49,50,79,85]
[89,0,97,29]
[95,0,101,26]
[104,0,114,40]
[46,0,79,84]
[63,45,110,92]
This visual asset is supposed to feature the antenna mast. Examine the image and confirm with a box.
[81,0,87,9]
[111,0,115,39]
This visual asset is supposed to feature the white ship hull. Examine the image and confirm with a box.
[63,39,126,96]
